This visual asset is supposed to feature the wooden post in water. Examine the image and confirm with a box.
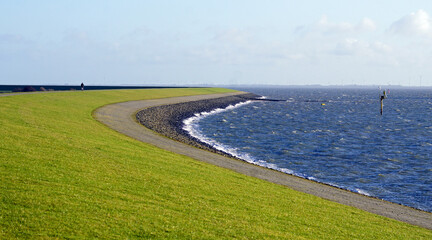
[380,97,384,115]
[380,90,386,115]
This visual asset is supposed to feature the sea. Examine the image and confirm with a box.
[183,87,432,212]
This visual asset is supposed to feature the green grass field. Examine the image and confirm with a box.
[1,88,431,239]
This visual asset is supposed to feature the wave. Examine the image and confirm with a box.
[183,101,254,160]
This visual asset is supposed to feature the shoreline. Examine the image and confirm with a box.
[94,92,432,230]
[136,93,260,158]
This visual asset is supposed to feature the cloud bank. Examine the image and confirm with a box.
[390,9,432,37]
[316,16,377,35]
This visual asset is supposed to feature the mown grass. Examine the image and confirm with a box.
[0,88,431,239]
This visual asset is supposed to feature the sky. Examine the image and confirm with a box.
[1,1,432,86]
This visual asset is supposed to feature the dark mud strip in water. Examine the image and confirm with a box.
[136,93,260,158]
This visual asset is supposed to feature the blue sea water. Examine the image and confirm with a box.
[184,87,432,212]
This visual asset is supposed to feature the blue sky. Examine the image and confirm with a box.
[1,1,432,86]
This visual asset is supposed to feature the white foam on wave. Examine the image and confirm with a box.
[355,188,371,196]
[183,100,254,160]
[320,182,372,196]
[326,181,372,196]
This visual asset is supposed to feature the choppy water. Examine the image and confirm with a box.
[184,87,432,212]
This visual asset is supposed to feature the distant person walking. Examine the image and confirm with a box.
[81,82,84,91]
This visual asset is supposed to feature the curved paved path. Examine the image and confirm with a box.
[94,92,432,230]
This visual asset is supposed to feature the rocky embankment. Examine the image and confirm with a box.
[136,93,260,157]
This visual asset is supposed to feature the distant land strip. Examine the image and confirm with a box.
[94,91,432,230]
[0,85,193,92]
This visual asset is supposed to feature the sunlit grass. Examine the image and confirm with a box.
[1,88,431,239]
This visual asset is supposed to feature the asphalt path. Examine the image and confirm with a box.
[93,92,432,230]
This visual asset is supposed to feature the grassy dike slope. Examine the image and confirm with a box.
[0,88,430,239]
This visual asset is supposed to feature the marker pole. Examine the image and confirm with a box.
[380,98,383,115]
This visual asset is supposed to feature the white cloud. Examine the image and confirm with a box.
[314,16,377,35]
[317,16,353,34]
[371,41,392,54]
[357,18,377,32]
[332,38,362,55]
[331,38,393,58]
[390,9,432,37]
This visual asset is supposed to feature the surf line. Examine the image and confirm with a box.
[182,100,253,159]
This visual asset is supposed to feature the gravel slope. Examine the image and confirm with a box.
[136,93,259,157]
